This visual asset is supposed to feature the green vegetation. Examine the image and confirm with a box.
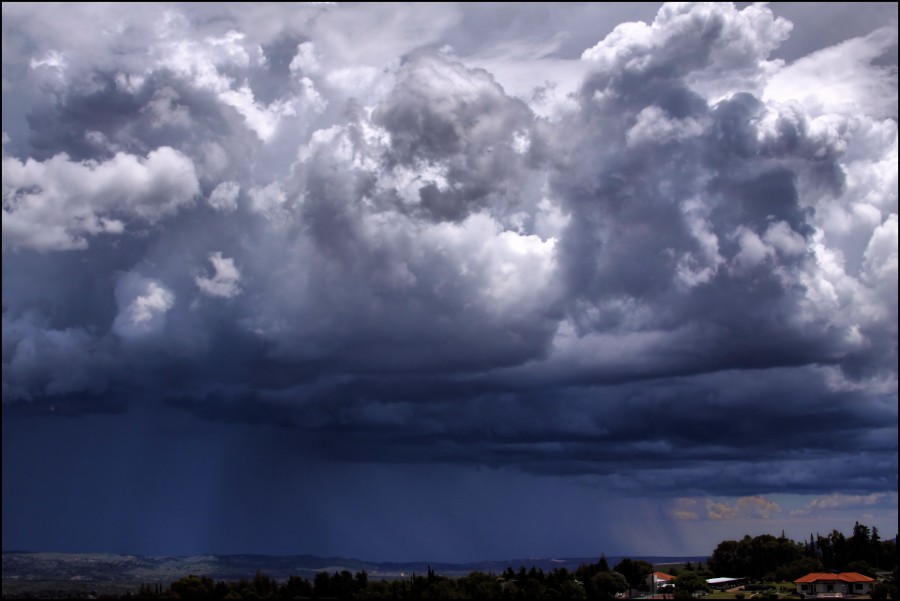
[616,558,656,592]
[10,521,893,600]
[119,558,640,600]
[871,578,898,601]
[708,522,896,581]
[134,563,593,599]
[674,569,713,599]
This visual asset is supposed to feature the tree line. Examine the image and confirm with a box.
[43,521,894,600]
[708,522,897,581]
[115,557,659,600]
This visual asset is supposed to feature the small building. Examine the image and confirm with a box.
[794,573,875,597]
[647,572,676,594]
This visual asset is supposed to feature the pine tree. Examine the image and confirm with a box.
[598,554,610,572]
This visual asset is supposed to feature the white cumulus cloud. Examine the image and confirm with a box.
[196,252,242,298]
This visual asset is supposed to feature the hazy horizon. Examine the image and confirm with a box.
[2,549,711,563]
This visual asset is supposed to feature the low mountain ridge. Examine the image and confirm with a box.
[2,551,709,582]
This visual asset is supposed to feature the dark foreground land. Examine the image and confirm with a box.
[2,578,139,599]
[5,521,895,598]
[1,552,706,599]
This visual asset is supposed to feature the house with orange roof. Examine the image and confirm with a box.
[794,572,875,597]
[646,571,676,594]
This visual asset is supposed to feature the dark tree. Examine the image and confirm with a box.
[591,571,628,600]
[169,575,215,600]
[674,571,711,600]
[615,558,654,592]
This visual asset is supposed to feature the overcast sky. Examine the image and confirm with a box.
[2,2,898,562]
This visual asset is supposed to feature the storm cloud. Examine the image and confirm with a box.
[3,2,897,560]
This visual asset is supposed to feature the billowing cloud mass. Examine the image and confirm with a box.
[2,3,897,560]
[2,147,198,251]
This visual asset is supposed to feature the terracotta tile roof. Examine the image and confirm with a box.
[837,573,875,583]
[654,572,675,581]
[794,572,875,583]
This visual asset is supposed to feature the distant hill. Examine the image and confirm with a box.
[2,551,709,584]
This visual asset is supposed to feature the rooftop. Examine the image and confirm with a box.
[794,573,875,584]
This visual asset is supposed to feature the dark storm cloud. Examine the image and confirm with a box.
[161,364,897,498]
[2,0,897,533]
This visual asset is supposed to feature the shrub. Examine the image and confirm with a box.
[744,584,771,591]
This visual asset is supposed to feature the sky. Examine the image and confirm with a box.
[2,2,898,563]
